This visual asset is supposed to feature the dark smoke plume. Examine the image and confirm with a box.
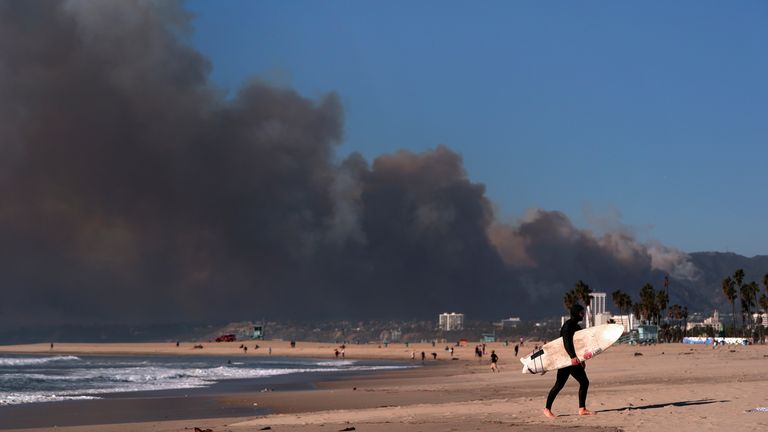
[0,1,698,328]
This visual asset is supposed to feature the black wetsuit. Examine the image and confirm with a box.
[545,316,589,410]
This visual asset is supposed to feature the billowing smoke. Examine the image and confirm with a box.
[489,210,699,303]
[0,1,699,328]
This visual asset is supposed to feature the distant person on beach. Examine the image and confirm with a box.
[421,351,426,362]
[490,350,499,372]
[411,351,416,360]
[543,303,594,418]
[431,352,437,360]
[335,348,340,358]
[268,347,272,355]
[514,344,519,357]
[176,341,179,347]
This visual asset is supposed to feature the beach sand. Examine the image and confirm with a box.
[2,341,768,431]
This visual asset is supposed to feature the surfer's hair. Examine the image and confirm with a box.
[570,303,585,319]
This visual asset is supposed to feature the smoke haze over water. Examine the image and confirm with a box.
[0,1,699,329]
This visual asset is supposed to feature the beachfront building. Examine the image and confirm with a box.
[499,317,521,328]
[575,292,609,328]
[560,291,637,332]
[704,310,722,332]
[438,312,464,331]
[751,311,767,326]
[687,310,722,333]
[590,292,607,315]
[611,314,637,333]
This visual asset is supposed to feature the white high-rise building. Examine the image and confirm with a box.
[438,312,464,331]
[590,292,607,315]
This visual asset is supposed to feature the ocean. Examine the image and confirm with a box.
[0,354,411,406]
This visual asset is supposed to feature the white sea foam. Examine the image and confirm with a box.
[0,392,98,406]
[0,356,81,366]
[0,357,412,405]
[315,360,357,366]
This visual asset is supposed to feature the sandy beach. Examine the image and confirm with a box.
[2,341,768,431]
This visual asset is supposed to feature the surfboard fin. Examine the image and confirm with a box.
[523,364,545,375]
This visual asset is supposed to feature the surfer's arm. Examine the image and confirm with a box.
[563,322,579,361]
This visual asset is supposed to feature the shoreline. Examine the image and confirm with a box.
[3,342,768,431]
[0,350,425,430]
[0,340,483,360]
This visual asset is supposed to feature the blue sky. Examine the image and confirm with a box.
[186,1,768,256]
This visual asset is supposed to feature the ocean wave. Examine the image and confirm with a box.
[0,356,81,366]
[0,359,413,405]
[0,392,98,406]
[315,360,357,366]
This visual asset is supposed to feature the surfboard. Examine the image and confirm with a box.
[520,323,624,374]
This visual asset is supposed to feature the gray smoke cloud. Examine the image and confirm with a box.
[0,1,699,328]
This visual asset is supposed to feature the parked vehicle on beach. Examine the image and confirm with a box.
[215,334,236,342]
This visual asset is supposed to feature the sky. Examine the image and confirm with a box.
[187,0,768,257]
[1,0,761,329]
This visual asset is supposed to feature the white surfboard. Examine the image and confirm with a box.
[520,323,624,374]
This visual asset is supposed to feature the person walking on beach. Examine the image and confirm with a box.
[514,344,519,357]
[421,351,426,362]
[490,350,499,372]
[543,303,594,418]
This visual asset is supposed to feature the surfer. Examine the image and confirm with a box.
[543,303,595,418]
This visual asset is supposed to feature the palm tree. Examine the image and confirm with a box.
[622,293,633,317]
[733,269,746,335]
[722,276,737,336]
[758,294,768,344]
[563,289,579,311]
[763,273,768,293]
[612,290,623,314]
[733,269,745,288]
[639,283,657,324]
[740,281,759,336]
[656,290,669,325]
[632,303,642,321]
[667,304,683,342]
[612,290,630,315]
[574,280,593,326]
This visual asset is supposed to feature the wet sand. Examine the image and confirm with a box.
[2,341,768,431]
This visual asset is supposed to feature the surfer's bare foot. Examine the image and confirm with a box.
[543,408,556,418]
[578,407,596,416]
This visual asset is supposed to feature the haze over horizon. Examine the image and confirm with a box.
[0,1,765,330]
